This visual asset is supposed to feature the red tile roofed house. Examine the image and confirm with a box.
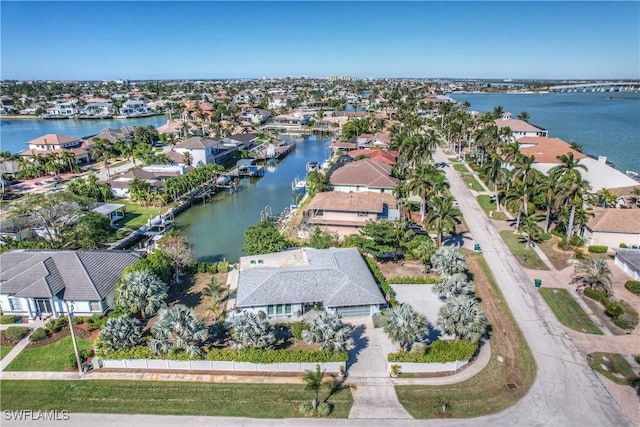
[305,191,398,237]
[329,158,398,194]
[583,208,640,248]
[347,149,397,165]
[20,133,93,165]
[517,136,586,164]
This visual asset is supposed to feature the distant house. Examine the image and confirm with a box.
[305,191,399,237]
[271,112,310,127]
[347,149,397,166]
[45,102,78,117]
[0,250,140,319]
[81,102,117,117]
[234,92,252,104]
[19,133,93,165]
[91,203,126,224]
[119,100,149,116]
[107,165,186,198]
[583,208,640,248]
[173,137,238,167]
[495,114,548,139]
[232,248,386,319]
[329,158,398,193]
[93,126,135,144]
[239,108,271,124]
[613,248,640,281]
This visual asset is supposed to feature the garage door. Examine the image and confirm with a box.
[335,305,372,317]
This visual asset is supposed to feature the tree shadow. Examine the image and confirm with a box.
[442,233,472,248]
[346,325,368,371]
[426,322,442,342]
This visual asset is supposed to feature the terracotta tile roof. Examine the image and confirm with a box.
[347,149,397,165]
[587,209,640,233]
[518,136,586,164]
[25,134,81,146]
[329,158,398,189]
[307,191,397,213]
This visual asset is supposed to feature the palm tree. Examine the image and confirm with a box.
[482,154,506,211]
[149,304,209,357]
[406,164,446,222]
[516,111,531,122]
[302,311,354,352]
[116,270,168,318]
[437,295,487,343]
[519,215,544,249]
[555,175,591,240]
[383,303,428,351]
[430,246,468,276]
[571,257,613,296]
[202,277,226,321]
[98,315,143,352]
[597,188,618,208]
[302,364,326,408]
[492,105,505,119]
[230,312,276,349]
[510,154,540,225]
[433,273,474,298]
[90,137,115,179]
[423,195,461,247]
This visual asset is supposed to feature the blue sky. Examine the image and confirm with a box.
[1,1,638,80]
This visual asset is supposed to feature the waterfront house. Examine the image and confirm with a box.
[347,149,397,165]
[93,126,135,144]
[270,112,310,128]
[329,141,357,155]
[495,115,548,139]
[329,158,398,193]
[305,191,399,237]
[81,102,117,117]
[225,133,260,149]
[0,250,140,319]
[232,248,386,319]
[583,208,640,248]
[239,108,271,124]
[91,203,126,224]
[45,101,78,117]
[613,248,640,281]
[119,100,149,117]
[107,165,185,198]
[354,133,392,149]
[20,133,93,165]
[157,120,198,138]
[173,137,238,167]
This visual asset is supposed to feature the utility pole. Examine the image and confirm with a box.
[66,302,83,374]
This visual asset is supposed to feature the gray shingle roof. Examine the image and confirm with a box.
[236,248,385,308]
[0,250,140,300]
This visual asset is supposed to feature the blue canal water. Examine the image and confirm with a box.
[0,115,168,153]
[175,135,332,263]
[449,92,640,174]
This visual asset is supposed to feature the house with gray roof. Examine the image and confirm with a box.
[0,250,140,320]
[614,248,640,281]
[232,248,386,319]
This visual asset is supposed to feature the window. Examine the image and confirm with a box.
[8,298,22,311]
[267,305,275,316]
[357,211,368,217]
[90,301,101,312]
[276,304,284,315]
[285,304,292,315]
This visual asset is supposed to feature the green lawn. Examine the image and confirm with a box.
[1,345,14,360]
[476,195,507,220]
[499,230,548,270]
[539,288,603,334]
[116,202,164,229]
[396,252,536,418]
[0,380,353,418]
[461,173,484,192]
[452,163,469,173]
[4,336,93,371]
[587,353,640,387]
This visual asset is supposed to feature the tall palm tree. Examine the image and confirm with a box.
[482,154,506,211]
[302,311,354,352]
[98,315,143,352]
[149,304,209,357]
[437,295,487,343]
[571,257,613,296]
[116,270,168,318]
[509,154,540,230]
[90,137,115,179]
[406,164,446,222]
[430,246,468,276]
[555,174,591,240]
[423,195,461,247]
[550,152,588,183]
[383,303,428,351]
[518,215,544,249]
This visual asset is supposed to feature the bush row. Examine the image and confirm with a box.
[72,314,107,331]
[5,326,29,341]
[388,340,478,363]
[587,245,608,253]
[0,315,21,324]
[206,348,348,363]
[364,256,396,305]
[625,281,640,296]
[583,288,639,330]
[29,327,50,342]
[98,346,194,360]
[276,321,309,340]
[387,276,441,285]
[195,261,230,274]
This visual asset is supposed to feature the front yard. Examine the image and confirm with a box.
[0,345,14,360]
[499,230,548,270]
[4,336,93,371]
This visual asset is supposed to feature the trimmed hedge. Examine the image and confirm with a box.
[99,346,197,360]
[206,348,348,363]
[388,340,478,363]
[0,315,21,324]
[388,276,441,285]
[29,327,50,342]
[364,256,396,305]
[583,287,608,304]
[46,317,68,333]
[5,326,29,341]
[278,321,309,340]
[588,245,608,253]
[624,281,640,296]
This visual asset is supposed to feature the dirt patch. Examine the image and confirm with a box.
[538,237,572,270]
[169,271,229,324]
[377,260,426,279]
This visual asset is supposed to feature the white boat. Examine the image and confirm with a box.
[217,175,232,185]
[294,180,307,190]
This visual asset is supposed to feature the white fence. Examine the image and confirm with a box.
[387,359,468,373]
[97,358,343,373]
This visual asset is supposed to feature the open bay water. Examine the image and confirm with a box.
[0,115,168,153]
[449,92,640,174]
[175,135,332,262]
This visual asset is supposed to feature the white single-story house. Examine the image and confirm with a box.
[232,248,386,319]
[583,208,640,248]
[614,248,640,281]
[0,250,140,319]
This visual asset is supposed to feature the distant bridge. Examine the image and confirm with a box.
[549,81,640,92]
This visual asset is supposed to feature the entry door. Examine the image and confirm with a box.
[35,299,53,314]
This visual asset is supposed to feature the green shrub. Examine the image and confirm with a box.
[619,243,628,248]
[65,351,89,369]
[206,348,348,363]
[46,317,68,333]
[573,250,587,260]
[583,288,608,304]
[0,315,21,324]
[624,281,640,296]
[372,312,386,329]
[298,401,332,417]
[29,327,50,342]
[317,402,331,417]
[5,326,29,341]
[588,245,608,253]
[72,316,86,325]
[387,276,441,284]
[217,261,230,273]
[570,235,585,247]
[364,256,396,305]
[539,232,552,241]
[410,342,427,354]
[388,340,478,363]
[284,321,309,340]
[87,314,107,330]
[612,301,639,330]
[107,306,130,319]
[605,302,624,318]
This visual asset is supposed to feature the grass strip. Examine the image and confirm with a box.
[461,174,484,192]
[587,353,640,387]
[539,288,602,335]
[395,252,536,418]
[0,345,14,360]
[4,336,93,371]
[476,195,507,220]
[0,380,353,418]
[499,230,548,270]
